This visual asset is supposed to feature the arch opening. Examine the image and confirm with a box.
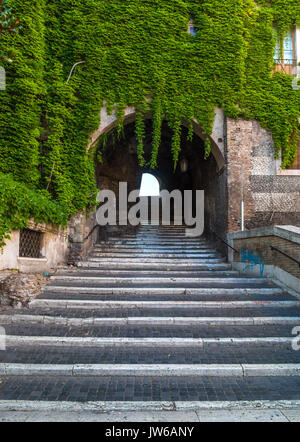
[95,118,227,246]
[139,173,160,197]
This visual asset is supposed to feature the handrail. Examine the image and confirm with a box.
[210,230,239,254]
[69,225,100,244]
[270,246,300,267]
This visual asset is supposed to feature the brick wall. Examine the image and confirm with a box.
[226,118,300,234]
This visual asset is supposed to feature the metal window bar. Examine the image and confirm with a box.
[19,229,43,258]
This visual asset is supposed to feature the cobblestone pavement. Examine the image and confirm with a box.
[1,376,300,402]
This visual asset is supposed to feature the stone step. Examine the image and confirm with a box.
[1,400,300,415]
[8,304,300,318]
[78,262,232,270]
[89,253,221,259]
[93,245,215,250]
[29,299,299,310]
[2,343,299,365]
[1,376,300,404]
[3,320,297,338]
[37,291,293,302]
[85,257,225,263]
[2,314,300,327]
[2,335,297,348]
[110,232,200,236]
[42,287,283,295]
[54,269,239,277]
[1,363,300,378]
[97,240,209,245]
[49,276,271,285]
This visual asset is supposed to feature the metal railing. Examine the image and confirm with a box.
[210,230,239,254]
[68,225,100,245]
[270,246,300,268]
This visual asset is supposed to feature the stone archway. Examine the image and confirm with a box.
[88,105,226,172]
[90,108,228,245]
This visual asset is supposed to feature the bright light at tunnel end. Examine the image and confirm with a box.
[96,182,205,237]
[139,173,160,197]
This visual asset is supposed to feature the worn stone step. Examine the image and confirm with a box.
[99,234,210,240]
[42,286,283,296]
[3,321,297,338]
[78,262,232,270]
[29,299,299,310]
[89,253,221,259]
[54,269,239,278]
[6,305,300,318]
[36,290,294,302]
[2,314,300,327]
[2,335,297,349]
[0,375,300,403]
[86,258,225,264]
[94,242,214,246]
[93,245,215,250]
[2,344,299,365]
[49,276,272,285]
[1,363,300,378]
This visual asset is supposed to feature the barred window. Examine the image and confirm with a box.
[19,229,43,258]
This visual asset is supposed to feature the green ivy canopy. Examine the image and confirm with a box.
[0,0,299,246]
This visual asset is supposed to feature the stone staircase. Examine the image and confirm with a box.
[1,224,300,414]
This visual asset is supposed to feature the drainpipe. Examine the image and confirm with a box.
[232,163,245,231]
[66,61,86,83]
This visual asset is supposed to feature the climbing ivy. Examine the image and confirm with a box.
[0,0,299,245]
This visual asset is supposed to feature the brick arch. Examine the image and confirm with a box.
[88,105,226,171]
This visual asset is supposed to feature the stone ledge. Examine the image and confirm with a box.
[17,257,48,274]
[228,225,300,245]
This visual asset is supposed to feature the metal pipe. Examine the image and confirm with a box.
[66,61,86,83]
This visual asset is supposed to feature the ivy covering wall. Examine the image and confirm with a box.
[0,0,299,246]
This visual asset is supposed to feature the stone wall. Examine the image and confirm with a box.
[228,225,300,293]
[68,211,97,265]
[0,220,68,273]
[226,118,300,234]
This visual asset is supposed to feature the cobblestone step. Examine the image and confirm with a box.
[2,323,297,338]
[1,376,300,402]
[4,305,300,318]
[2,345,299,365]
[38,292,292,301]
